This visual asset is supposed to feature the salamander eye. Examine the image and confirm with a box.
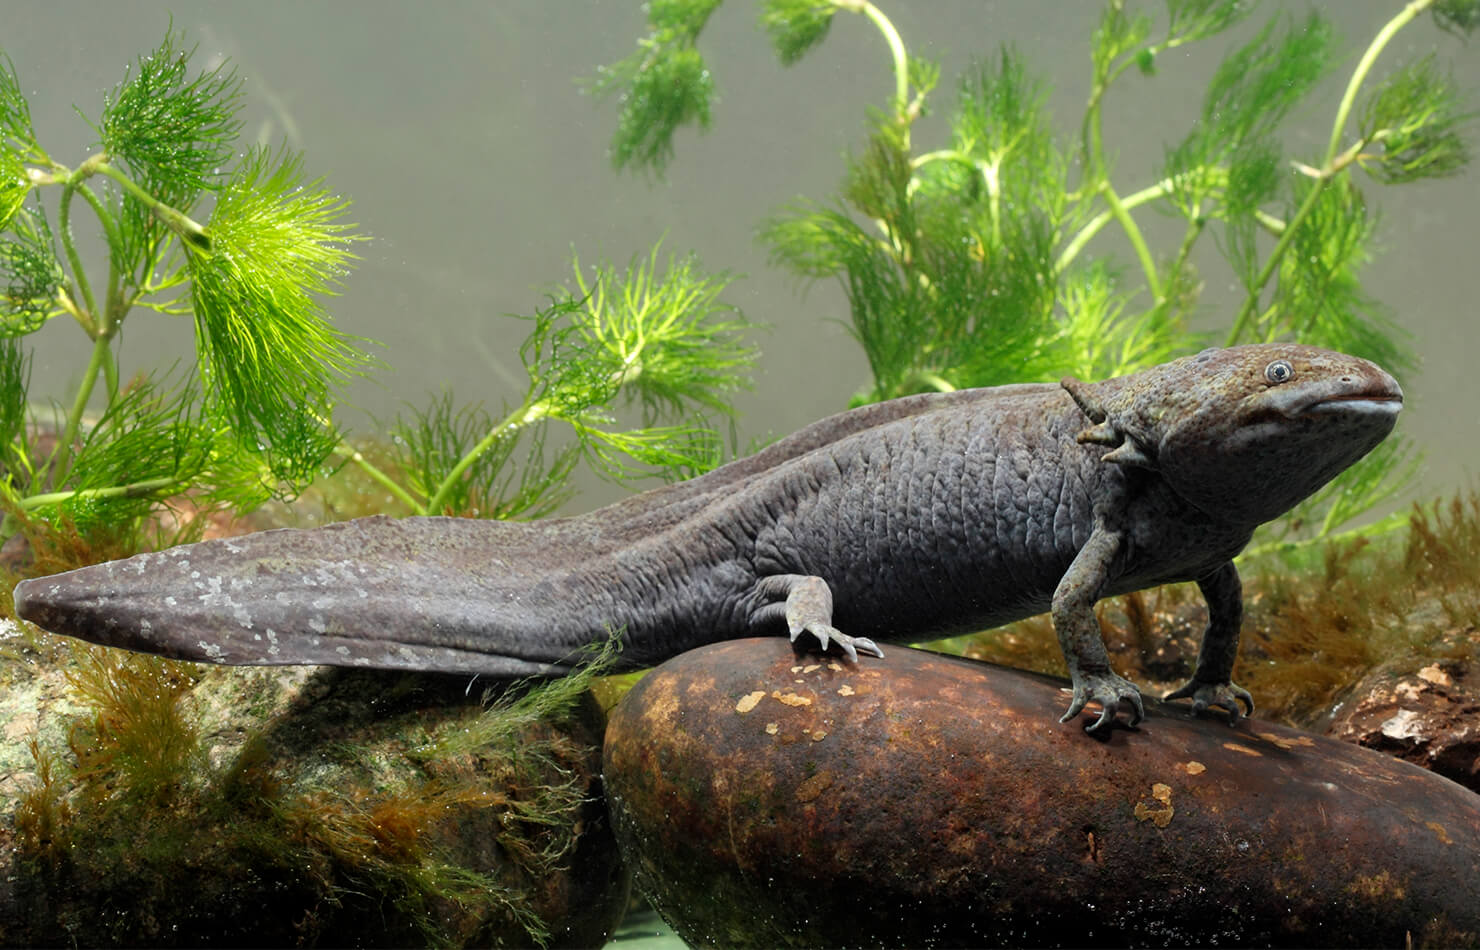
[1264,359,1294,384]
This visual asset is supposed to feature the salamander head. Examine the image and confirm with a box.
[1067,344,1403,525]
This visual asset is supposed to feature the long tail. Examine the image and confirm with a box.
[13,514,616,676]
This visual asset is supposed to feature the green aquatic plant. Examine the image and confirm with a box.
[592,0,1478,544]
[0,29,366,553]
[340,245,756,518]
[0,27,759,566]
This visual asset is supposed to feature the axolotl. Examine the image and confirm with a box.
[13,344,1402,730]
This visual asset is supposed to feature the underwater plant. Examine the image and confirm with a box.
[592,0,1478,545]
[0,29,366,550]
[0,28,758,564]
[10,645,622,947]
[341,245,758,519]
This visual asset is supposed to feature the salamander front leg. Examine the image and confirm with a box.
[1163,561,1254,723]
[1053,526,1144,731]
[751,574,883,663]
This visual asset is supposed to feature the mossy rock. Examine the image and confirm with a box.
[0,638,629,947]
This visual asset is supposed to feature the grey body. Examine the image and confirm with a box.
[14,344,1403,729]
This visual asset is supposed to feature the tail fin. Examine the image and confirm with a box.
[13,515,601,676]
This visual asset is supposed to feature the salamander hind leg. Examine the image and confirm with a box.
[751,574,884,663]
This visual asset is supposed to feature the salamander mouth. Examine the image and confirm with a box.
[1301,392,1403,417]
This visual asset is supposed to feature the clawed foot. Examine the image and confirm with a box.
[1061,671,1145,732]
[1163,678,1254,724]
[789,622,884,663]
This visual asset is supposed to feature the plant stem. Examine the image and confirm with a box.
[837,0,909,120]
[1241,509,1408,560]
[1326,0,1434,165]
[332,442,423,514]
[57,176,99,325]
[49,334,114,487]
[92,163,211,251]
[1057,167,1233,275]
[423,401,551,517]
[1225,0,1434,346]
[1099,182,1161,300]
[19,475,180,510]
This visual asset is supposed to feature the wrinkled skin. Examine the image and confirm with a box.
[14,344,1402,731]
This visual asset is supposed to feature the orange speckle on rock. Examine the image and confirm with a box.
[1418,664,1452,687]
[794,770,833,803]
[765,722,779,735]
[1134,782,1175,828]
[1223,742,1263,757]
[1183,761,1206,775]
[1254,731,1314,750]
[1427,821,1454,845]
[838,684,855,697]
[772,690,812,707]
[734,691,765,714]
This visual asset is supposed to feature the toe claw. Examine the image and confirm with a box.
[1063,671,1143,730]
[1127,690,1145,725]
[792,622,882,665]
[1163,678,1255,725]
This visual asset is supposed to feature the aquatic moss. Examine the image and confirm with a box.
[4,646,626,948]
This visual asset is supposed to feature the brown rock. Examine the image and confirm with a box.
[604,638,1480,948]
[1326,654,1480,793]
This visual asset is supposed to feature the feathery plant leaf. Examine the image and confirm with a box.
[89,31,241,299]
[389,249,756,518]
[1090,3,1153,82]
[568,245,755,422]
[0,203,64,336]
[393,390,577,520]
[1272,178,1411,374]
[1164,0,1253,44]
[1055,260,1183,380]
[762,0,838,66]
[589,0,722,176]
[548,248,753,482]
[0,54,39,160]
[0,336,28,465]
[1201,12,1335,148]
[1163,9,1336,214]
[0,147,27,234]
[1432,0,1480,38]
[55,374,212,528]
[1358,54,1472,185]
[189,145,366,490]
[100,29,243,209]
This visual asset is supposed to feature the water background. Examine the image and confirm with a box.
[6,1,1477,510]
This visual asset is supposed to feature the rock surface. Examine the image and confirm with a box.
[604,638,1480,948]
[0,651,629,947]
[1326,652,1480,793]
